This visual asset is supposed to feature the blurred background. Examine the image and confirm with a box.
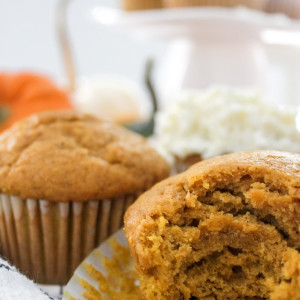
[0,0,166,86]
[1,0,300,111]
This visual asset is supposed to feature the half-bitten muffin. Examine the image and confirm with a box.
[0,111,169,284]
[125,151,300,299]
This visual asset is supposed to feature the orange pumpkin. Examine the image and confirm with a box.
[0,72,73,132]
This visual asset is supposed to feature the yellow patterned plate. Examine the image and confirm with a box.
[63,229,140,300]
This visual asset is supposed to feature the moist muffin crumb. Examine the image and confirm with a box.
[125,151,300,300]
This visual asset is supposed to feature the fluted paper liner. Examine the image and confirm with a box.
[63,229,139,300]
[0,194,136,284]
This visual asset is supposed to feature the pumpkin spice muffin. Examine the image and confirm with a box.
[0,110,169,284]
[125,151,300,299]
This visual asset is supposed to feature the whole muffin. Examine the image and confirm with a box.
[125,151,300,299]
[0,111,169,284]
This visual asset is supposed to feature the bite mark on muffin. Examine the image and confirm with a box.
[125,151,300,299]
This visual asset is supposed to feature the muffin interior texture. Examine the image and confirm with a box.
[125,151,300,300]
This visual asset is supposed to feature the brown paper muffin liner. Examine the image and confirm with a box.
[0,193,137,284]
[122,0,163,11]
[163,0,267,10]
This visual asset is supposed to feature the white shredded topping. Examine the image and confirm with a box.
[153,86,300,163]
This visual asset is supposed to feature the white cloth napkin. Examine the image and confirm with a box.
[0,257,54,300]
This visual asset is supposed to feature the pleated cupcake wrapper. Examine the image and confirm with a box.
[0,194,136,284]
[163,0,267,9]
[63,229,132,300]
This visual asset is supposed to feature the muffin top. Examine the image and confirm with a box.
[0,111,170,202]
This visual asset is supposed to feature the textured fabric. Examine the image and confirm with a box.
[0,257,54,300]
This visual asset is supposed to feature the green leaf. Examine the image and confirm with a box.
[0,107,10,123]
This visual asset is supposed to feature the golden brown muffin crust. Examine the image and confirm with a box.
[0,111,169,202]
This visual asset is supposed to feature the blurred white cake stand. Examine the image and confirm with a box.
[91,6,300,107]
